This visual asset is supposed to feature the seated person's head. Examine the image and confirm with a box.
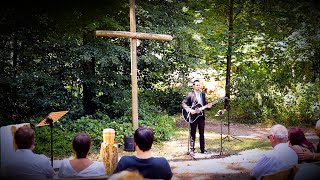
[14,126,35,150]
[72,132,91,158]
[288,127,313,147]
[315,119,320,137]
[269,124,288,147]
[109,170,144,180]
[134,127,154,152]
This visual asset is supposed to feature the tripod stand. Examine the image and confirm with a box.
[36,111,68,167]
[214,110,225,156]
[222,108,242,143]
[186,116,196,160]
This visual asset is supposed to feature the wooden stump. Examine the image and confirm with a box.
[100,143,118,175]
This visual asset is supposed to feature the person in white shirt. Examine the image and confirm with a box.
[58,132,106,178]
[2,126,55,179]
[251,124,298,180]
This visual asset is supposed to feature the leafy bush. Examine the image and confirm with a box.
[138,103,176,142]
[141,85,188,115]
[233,62,320,126]
[34,125,73,158]
[34,106,176,158]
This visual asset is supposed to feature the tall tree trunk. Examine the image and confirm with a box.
[82,32,96,115]
[10,28,19,121]
[225,0,234,110]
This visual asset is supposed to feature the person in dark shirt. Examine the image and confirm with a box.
[113,127,173,179]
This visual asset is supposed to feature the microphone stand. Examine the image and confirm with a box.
[186,115,196,160]
[215,109,225,157]
[222,104,242,143]
[45,118,54,167]
[220,114,223,156]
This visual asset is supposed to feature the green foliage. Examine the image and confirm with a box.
[138,103,176,142]
[233,60,320,126]
[34,104,176,157]
[141,85,188,115]
[181,0,320,126]
[34,126,74,158]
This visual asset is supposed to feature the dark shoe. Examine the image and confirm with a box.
[201,150,207,154]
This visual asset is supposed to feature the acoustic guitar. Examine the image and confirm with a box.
[182,96,228,123]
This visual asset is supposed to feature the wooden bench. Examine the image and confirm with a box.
[261,165,298,180]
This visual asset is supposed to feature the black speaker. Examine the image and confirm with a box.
[124,137,135,152]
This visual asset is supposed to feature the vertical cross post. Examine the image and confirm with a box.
[95,0,173,130]
[130,0,138,130]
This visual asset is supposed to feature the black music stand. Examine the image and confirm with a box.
[36,111,68,167]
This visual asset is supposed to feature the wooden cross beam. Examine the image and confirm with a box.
[95,0,173,130]
[95,31,173,41]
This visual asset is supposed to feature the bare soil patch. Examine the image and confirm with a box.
[175,116,271,139]
[176,115,317,141]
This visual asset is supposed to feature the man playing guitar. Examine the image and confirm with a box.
[181,80,212,154]
[182,80,227,155]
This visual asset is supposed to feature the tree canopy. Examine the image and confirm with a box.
[1,0,320,126]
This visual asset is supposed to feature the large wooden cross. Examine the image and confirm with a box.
[95,0,173,130]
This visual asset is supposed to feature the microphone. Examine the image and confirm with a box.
[215,109,226,116]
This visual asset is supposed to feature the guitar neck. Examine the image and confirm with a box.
[199,104,210,111]
[199,97,227,111]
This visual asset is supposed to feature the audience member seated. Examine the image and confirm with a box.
[251,124,298,180]
[108,170,144,180]
[288,127,316,163]
[297,119,320,161]
[113,127,173,179]
[58,132,106,178]
[2,126,55,179]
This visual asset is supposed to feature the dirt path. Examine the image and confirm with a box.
[176,116,271,139]
[176,115,317,140]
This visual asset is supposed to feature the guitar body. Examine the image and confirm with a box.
[182,96,228,123]
[182,104,204,123]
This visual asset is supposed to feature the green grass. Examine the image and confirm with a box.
[82,114,272,161]
[178,129,269,153]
